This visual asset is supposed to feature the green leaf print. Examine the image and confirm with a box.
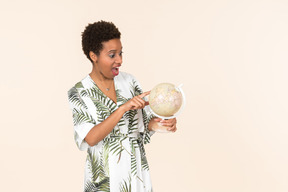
[130,139,138,176]
[141,109,153,145]
[116,89,129,103]
[69,74,155,191]
[131,153,137,176]
[84,178,109,192]
[68,87,86,109]
[119,175,132,192]
[72,108,96,126]
[101,141,110,175]
[130,80,143,97]
[109,137,126,157]
[125,110,138,134]
[87,149,105,182]
[141,152,149,172]
[93,101,110,122]
[85,148,110,192]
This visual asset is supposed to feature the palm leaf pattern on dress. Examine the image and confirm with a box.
[141,109,151,145]
[68,85,96,126]
[68,86,86,109]
[140,143,149,172]
[125,80,144,135]
[116,84,146,140]
[116,89,128,104]
[130,80,152,172]
[131,79,142,97]
[119,175,132,192]
[125,110,138,134]
[131,79,156,145]
[109,136,126,157]
[105,80,140,171]
[69,75,154,191]
[86,86,122,137]
[130,138,139,176]
[116,89,129,128]
[108,136,139,176]
[101,140,110,175]
[72,108,96,126]
[85,148,110,192]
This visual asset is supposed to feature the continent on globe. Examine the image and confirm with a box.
[149,83,183,117]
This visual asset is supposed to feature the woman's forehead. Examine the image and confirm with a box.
[102,39,122,51]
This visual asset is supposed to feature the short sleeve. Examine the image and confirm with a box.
[68,87,96,151]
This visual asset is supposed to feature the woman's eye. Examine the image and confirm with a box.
[119,51,123,56]
[109,54,115,58]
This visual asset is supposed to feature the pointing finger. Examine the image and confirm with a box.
[139,91,150,98]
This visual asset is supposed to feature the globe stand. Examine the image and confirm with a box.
[149,84,186,133]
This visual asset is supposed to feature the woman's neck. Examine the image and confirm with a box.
[90,68,113,83]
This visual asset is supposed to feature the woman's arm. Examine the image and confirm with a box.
[85,92,150,146]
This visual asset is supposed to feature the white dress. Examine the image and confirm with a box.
[68,72,154,192]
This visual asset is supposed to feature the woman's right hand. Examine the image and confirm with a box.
[120,91,150,112]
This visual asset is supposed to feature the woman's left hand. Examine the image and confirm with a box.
[159,118,177,132]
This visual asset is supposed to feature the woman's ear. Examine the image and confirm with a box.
[89,51,98,63]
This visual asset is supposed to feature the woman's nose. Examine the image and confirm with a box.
[115,55,122,64]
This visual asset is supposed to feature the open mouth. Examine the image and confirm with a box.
[112,67,119,76]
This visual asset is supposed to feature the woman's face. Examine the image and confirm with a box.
[91,38,123,79]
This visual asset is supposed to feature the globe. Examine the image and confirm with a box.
[148,83,185,133]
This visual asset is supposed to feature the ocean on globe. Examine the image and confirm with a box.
[149,83,183,118]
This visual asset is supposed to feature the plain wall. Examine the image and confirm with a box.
[1,0,288,191]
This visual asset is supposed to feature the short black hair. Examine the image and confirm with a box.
[81,21,121,62]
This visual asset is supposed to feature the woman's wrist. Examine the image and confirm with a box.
[118,105,128,113]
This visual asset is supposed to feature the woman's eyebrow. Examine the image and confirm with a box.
[107,48,123,53]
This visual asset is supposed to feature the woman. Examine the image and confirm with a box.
[68,21,177,192]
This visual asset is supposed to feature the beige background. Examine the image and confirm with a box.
[1,0,288,191]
